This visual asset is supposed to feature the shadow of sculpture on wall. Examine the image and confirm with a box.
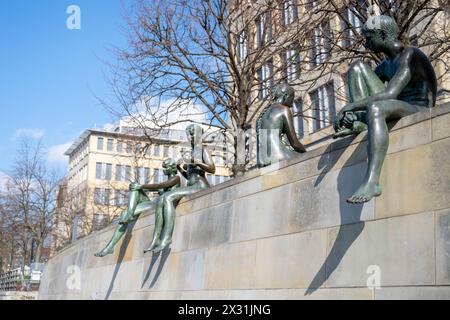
[105,220,137,300]
[141,248,171,289]
[305,138,368,295]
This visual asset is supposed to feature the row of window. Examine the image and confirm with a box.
[96,137,176,159]
[95,162,166,184]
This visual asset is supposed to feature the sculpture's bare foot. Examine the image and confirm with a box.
[347,182,382,204]
[94,247,114,258]
[151,240,172,254]
[144,241,159,254]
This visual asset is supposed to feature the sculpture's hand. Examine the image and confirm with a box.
[335,104,357,132]
[129,183,142,191]
[342,112,358,128]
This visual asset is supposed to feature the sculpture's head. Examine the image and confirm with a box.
[272,83,295,107]
[362,15,399,53]
[185,124,204,146]
[162,158,178,176]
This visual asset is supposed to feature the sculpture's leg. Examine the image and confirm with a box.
[335,61,385,138]
[348,99,422,204]
[152,187,201,253]
[144,197,164,253]
[94,209,129,257]
[95,191,150,257]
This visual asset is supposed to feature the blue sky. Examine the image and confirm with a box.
[0,0,129,173]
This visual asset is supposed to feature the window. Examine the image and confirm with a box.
[136,167,149,184]
[172,146,178,158]
[281,0,298,26]
[105,164,112,181]
[214,175,221,185]
[96,163,102,180]
[94,188,102,205]
[154,144,160,157]
[117,141,123,153]
[94,189,111,206]
[96,163,112,180]
[145,144,151,157]
[125,166,131,181]
[107,139,114,152]
[283,45,301,82]
[126,143,132,154]
[257,59,274,99]
[154,168,165,183]
[310,82,336,131]
[342,6,363,48]
[306,0,319,11]
[115,190,128,206]
[134,143,140,154]
[116,165,123,181]
[163,146,170,158]
[293,98,304,137]
[309,21,332,68]
[237,31,248,63]
[97,137,104,150]
[255,12,272,48]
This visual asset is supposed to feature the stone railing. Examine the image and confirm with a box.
[39,104,450,300]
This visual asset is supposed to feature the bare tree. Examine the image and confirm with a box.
[2,139,61,269]
[108,0,450,174]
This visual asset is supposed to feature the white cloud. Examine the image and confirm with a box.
[0,171,11,192]
[121,97,210,131]
[13,128,45,140]
[47,142,73,166]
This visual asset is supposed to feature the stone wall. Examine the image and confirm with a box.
[39,105,450,300]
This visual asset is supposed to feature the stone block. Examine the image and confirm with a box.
[253,230,327,289]
[326,212,435,287]
[189,202,233,250]
[432,111,450,141]
[374,286,450,300]
[289,162,374,233]
[376,138,450,218]
[173,249,207,291]
[232,184,291,242]
[436,209,450,285]
[387,119,431,154]
[205,241,257,290]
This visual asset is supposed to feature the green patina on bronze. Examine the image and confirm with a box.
[256,83,306,168]
[144,124,216,254]
[94,159,181,258]
[334,15,437,204]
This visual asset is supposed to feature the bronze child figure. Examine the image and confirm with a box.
[334,15,437,204]
[256,83,306,168]
[94,159,180,257]
[144,124,216,253]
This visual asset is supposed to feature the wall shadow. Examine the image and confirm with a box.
[104,220,137,300]
[141,248,171,289]
[305,138,367,295]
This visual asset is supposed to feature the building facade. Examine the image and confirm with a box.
[230,0,450,149]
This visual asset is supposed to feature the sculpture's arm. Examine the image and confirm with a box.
[283,108,306,153]
[193,148,216,174]
[177,162,189,180]
[341,50,413,114]
[138,176,181,192]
